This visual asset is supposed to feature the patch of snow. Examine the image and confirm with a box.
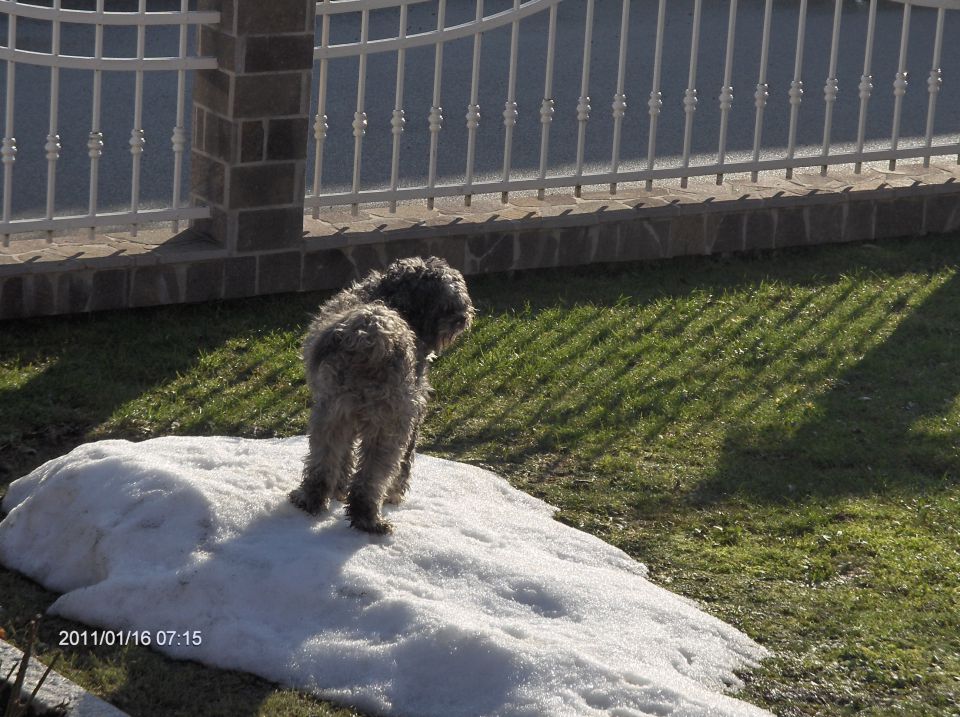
[0,436,771,717]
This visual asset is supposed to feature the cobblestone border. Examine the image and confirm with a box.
[0,639,130,717]
[2,164,959,320]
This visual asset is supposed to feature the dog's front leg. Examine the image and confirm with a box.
[386,377,429,505]
[385,417,421,505]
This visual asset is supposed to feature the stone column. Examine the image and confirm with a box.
[191,0,316,253]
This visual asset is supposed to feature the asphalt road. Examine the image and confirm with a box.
[3,0,959,217]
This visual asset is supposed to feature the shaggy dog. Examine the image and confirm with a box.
[290,256,474,533]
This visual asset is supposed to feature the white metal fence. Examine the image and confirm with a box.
[0,0,218,245]
[306,0,960,216]
[2,0,958,244]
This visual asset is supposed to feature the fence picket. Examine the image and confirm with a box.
[609,0,630,195]
[923,7,946,168]
[500,0,521,204]
[312,9,331,219]
[128,0,148,237]
[750,0,774,183]
[426,0,447,210]
[820,0,844,175]
[855,0,879,174]
[464,0,482,207]
[574,0,595,198]
[44,0,62,243]
[644,0,666,192]
[716,0,738,185]
[389,3,409,213]
[889,1,912,170]
[350,9,371,217]
[86,0,104,241]
[785,0,808,180]
[680,0,702,189]
[171,0,189,233]
[2,1,17,247]
[536,3,557,201]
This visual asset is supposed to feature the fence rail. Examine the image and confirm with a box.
[306,0,960,215]
[0,0,218,245]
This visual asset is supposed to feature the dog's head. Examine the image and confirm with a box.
[366,256,475,355]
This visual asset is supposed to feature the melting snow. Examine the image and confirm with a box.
[0,436,770,717]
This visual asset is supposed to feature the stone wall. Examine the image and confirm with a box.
[2,166,959,320]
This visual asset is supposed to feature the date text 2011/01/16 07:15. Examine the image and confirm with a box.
[57,629,204,647]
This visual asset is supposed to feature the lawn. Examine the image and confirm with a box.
[1,234,958,716]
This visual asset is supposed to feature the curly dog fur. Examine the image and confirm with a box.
[290,256,475,533]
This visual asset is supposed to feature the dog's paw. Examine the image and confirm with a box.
[350,516,394,534]
[289,488,330,515]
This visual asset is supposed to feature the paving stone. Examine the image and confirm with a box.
[131,265,181,308]
[592,222,621,264]
[382,238,434,264]
[224,255,257,299]
[806,202,845,245]
[257,251,302,294]
[302,248,356,292]
[924,194,960,234]
[558,225,595,266]
[423,236,469,272]
[90,269,128,312]
[467,232,515,274]
[186,260,225,302]
[843,200,875,243]
[516,231,559,271]
[0,276,24,319]
[350,244,388,277]
[874,197,925,240]
[669,215,708,256]
[744,210,776,251]
[707,212,745,254]
[622,219,669,262]
[774,206,807,248]
[57,272,92,314]
[24,274,56,316]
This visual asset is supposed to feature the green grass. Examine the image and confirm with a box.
[2,235,959,716]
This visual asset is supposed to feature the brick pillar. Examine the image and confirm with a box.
[191,0,316,253]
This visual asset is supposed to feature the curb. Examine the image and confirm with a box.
[0,640,129,717]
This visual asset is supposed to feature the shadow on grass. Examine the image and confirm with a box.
[0,293,323,489]
[699,269,960,504]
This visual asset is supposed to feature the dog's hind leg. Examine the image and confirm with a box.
[290,405,356,515]
[347,417,413,534]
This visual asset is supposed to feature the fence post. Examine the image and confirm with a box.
[191,0,316,255]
